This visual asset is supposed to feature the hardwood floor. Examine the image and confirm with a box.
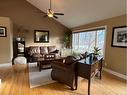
[0,64,126,95]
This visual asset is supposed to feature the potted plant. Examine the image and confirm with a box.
[93,47,101,59]
[62,32,71,48]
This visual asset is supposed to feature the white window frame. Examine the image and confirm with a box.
[72,26,107,58]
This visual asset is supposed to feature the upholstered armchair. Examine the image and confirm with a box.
[51,56,78,90]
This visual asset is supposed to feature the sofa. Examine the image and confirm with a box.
[26,46,59,62]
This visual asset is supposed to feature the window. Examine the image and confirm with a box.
[72,28,106,55]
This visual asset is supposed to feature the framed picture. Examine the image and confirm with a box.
[111,26,127,48]
[34,30,49,43]
[0,26,7,37]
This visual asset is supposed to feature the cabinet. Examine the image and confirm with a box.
[13,41,25,58]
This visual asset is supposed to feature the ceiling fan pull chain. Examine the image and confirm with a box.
[50,0,51,9]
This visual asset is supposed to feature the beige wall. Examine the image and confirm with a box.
[72,15,127,75]
[0,17,13,64]
[0,0,70,49]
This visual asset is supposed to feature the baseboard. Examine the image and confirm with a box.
[0,63,12,67]
[103,68,127,80]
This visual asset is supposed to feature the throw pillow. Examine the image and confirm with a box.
[40,46,48,54]
[29,46,40,56]
[50,49,59,53]
[48,46,56,53]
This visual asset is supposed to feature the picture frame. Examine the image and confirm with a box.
[34,30,49,43]
[111,26,127,48]
[0,26,7,37]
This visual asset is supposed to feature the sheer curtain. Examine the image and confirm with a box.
[72,28,105,55]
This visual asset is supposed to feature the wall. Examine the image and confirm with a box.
[0,17,13,64]
[72,15,127,75]
[0,0,71,49]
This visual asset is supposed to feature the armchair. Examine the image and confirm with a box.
[51,56,78,90]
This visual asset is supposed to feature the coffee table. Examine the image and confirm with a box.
[37,55,64,71]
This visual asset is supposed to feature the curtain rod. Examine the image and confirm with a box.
[72,25,107,33]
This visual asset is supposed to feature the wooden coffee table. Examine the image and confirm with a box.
[37,55,64,71]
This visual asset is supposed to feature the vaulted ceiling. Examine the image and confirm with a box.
[27,0,126,28]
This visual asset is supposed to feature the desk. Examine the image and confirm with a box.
[76,57,103,95]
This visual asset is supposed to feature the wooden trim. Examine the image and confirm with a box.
[103,68,127,80]
[73,27,105,34]
[0,63,12,67]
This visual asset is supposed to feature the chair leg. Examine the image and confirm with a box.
[71,87,75,91]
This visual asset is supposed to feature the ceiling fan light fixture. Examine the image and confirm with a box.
[47,9,54,17]
[47,13,53,17]
[42,0,64,19]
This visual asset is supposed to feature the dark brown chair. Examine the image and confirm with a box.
[51,56,78,90]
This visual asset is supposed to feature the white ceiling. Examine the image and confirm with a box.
[27,0,126,28]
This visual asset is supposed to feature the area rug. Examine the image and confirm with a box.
[28,62,55,88]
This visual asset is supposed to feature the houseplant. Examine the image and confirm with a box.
[62,31,71,48]
[93,47,101,59]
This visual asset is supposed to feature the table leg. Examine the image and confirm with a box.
[39,62,41,71]
[88,79,91,95]
[37,62,39,67]
[74,74,78,90]
[100,58,103,80]
[100,70,102,80]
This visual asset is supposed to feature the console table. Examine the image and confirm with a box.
[76,57,103,95]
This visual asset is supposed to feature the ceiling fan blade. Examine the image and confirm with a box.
[37,12,44,13]
[53,15,58,19]
[54,13,64,15]
[43,15,47,17]
[35,11,47,14]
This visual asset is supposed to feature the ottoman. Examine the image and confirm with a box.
[13,56,27,71]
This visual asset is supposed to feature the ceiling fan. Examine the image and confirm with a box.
[43,0,64,19]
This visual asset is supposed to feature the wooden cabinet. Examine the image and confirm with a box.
[13,41,25,58]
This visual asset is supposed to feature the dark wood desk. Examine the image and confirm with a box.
[76,57,103,95]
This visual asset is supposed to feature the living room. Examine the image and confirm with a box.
[0,0,126,95]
